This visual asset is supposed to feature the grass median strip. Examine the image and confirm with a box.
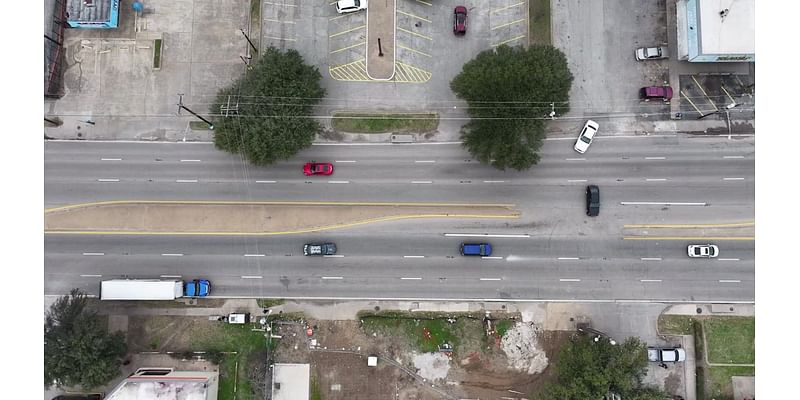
[331,112,438,133]
[529,0,551,45]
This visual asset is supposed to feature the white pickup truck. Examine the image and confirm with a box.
[647,347,686,363]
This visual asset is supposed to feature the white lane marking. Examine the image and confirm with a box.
[640,279,662,282]
[80,274,103,277]
[718,258,740,261]
[559,278,581,282]
[411,180,433,184]
[403,255,425,258]
[482,256,504,260]
[244,254,266,257]
[723,155,745,159]
[645,157,666,160]
[160,275,182,278]
[241,275,263,279]
[256,180,277,183]
[82,252,105,256]
[328,180,350,184]
[483,180,506,183]
[723,177,745,181]
[641,257,662,261]
[180,159,202,162]
[567,179,587,183]
[557,257,579,260]
[322,276,344,280]
[645,178,668,182]
[100,158,122,161]
[176,179,198,183]
[565,158,586,161]
[719,279,741,283]
[97,178,119,182]
[401,277,423,280]
[444,233,530,238]
[414,160,436,163]
[324,255,345,258]
[479,278,502,281]
[161,253,184,257]
[620,201,708,206]
[335,160,357,163]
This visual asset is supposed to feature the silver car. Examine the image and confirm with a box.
[687,244,719,258]
[574,120,599,153]
[635,46,668,61]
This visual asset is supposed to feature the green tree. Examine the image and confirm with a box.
[44,289,127,389]
[450,45,573,170]
[212,47,326,165]
[540,335,668,400]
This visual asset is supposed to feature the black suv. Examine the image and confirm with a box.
[303,243,337,256]
[586,185,600,216]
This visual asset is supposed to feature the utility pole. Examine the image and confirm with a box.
[378,38,383,57]
[177,94,214,130]
[549,102,556,119]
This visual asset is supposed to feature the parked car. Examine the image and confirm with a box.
[640,86,673,101]
[647,347,686,363]
[586,185,600,217]
[303,162,334,176]
[573,120,599,153]
[635,46,668,60]
[335,0,367,14]
[453,6,468,35]
[460,243,492,256]
[304,243,337,256]
[687,244,719,258]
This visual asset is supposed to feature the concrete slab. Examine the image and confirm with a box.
[366,0,396,80]
[732,376,755,400]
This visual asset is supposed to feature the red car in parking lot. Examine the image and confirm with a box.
[640,86,673,101]
[453,6,467,35]
[303,162,334,176]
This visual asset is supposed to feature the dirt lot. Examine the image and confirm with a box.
[45,202,519,233]
[270,315,571,399]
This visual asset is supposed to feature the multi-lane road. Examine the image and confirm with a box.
[44,134,755,302]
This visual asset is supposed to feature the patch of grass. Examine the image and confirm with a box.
[658,314,697,335]
[360,312,485,354]
[193,323,268,400]
[704,317,755,364]
[706,366,754,400]
[267,312,305,322]
[528,0,551,45]
[331,112,438,134]
[310,376,322,400]
[495,319,514,337]
[257,299,284,308]
[189,121,214,130]
[153,39,162,69]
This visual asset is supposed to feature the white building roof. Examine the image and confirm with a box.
[698,0,754,54]
[272,363,310,400]
[106,371,218,400]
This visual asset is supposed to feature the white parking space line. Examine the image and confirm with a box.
[328,181,350,184]
[723,177,745,181]
[244,254,265,257]
[180,159,202,162]
[718,258,741,261]
[645,157,666,160]
[161,253,184,257]
[160,275,182,278]
[645,178,668,182]
[640,279,662,282]
[411,181,433,184]
[479,278,502,281]
[559,278,581,282]
[444,233,530,238]
[414,160,436,163]
[557,257,579,260]
[321,276,344,280]
[82,252,105,256]
[176,179,198,183]
[723,155,745,159]
[567,179,587,183]
[565,158,586,161]
[335,160,357,163]
[483,180,505,183]
[100,158,122,161]
[400,277,423,280]
[97,178,119,182]
[241,275,263,279]
[324,255,345,258]
[256,180,277,183]
[403,255,425,258]
[641,257,662,261]
[719,279,741,283]
[80,274,103,278]
[482,256,504,260]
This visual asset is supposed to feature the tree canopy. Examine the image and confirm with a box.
[212,47,326,165]
[44,289,127,389]
[450,45,573,170]
[540,334,669,400]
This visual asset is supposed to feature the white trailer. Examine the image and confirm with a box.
[100,279,183,300]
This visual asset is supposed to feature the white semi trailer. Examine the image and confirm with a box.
[100,279,209,300]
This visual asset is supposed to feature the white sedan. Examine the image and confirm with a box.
[635,46,668,61]
[573,120,599,153]
[335,0,367,14]
[687,244,719,258]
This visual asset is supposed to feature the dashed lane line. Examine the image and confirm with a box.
[82,252,105,256]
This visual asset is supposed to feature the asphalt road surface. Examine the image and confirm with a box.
[44,135,755,302]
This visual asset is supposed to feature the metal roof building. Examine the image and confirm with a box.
[66,0,120,28]
[106,369,219,400]
[676,0,754,62]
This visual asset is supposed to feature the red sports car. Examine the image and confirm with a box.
[454,6,467,35]
[303,162,334,176]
